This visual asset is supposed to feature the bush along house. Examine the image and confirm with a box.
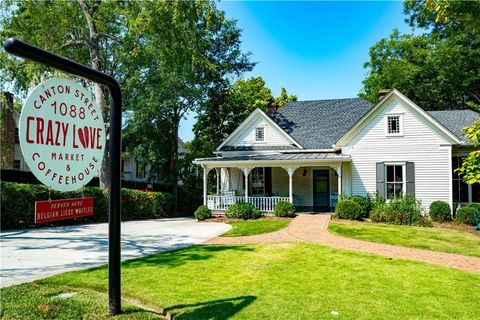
[194,89,480,213]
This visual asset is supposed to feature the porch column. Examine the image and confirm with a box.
[242,167,252,202]
[283,167,298,203]
[336,164,342,197]
[203,166,211,205]
[215,168,220,195]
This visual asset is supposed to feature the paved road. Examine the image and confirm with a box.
[0,218,230,287]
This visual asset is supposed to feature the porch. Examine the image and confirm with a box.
[194,153,350,213]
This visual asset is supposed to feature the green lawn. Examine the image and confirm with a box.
[1,242,479,319]
[329,219,480,257]
[221,218,292,237]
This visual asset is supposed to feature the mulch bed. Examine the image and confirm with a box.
[432,222,480,235]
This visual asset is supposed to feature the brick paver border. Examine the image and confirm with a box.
[205,215,480,273]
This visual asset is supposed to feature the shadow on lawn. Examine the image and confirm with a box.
[165,296,257,320]
[121,245,255,269]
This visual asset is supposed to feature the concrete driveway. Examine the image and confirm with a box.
[0,218,230,287]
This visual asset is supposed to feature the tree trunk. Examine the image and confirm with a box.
[170,115,180,214]
[77,0,110,191]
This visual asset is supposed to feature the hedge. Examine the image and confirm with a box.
[335,199,363,220]
[0,181,173,229]
[225,202,263,220]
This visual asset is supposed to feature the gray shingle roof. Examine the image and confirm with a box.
[220,145,298,151]
[427,110,480,143]
[196,152,349,163]
[270,98,374,149]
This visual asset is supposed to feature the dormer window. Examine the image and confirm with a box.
[386,114,403,136]
[255,126,265,142]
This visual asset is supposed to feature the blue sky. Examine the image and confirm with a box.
[179,0,412,141]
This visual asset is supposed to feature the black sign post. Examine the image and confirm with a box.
[3,38,122,315]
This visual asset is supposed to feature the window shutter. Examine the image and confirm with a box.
[376,162,385,199]
[406,162,415,196]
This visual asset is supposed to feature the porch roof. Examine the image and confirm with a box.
[194,152,350,167]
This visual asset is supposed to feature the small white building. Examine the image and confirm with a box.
[194,89,479,213]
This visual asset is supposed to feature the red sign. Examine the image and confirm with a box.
[35,197,94,224]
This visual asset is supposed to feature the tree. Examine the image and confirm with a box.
[361,2,480,111]
[275,87,297,107]
[123,0,254,211]
[0,0,127,190]
[193,76,297,158]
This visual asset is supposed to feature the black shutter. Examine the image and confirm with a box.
[406,162,415,196]
[265,167,272,196]
[376,162,385,199]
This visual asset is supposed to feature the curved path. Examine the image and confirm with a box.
[205,215,480,273]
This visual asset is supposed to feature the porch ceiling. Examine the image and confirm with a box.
[194,152,350,167]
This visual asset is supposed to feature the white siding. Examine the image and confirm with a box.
[347,98,451,209]
[228,117,291,147]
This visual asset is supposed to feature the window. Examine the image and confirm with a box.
[14,128,19,144]
[13,159,20,170]
[255,127,265,142]
[387,115,402,135]
[250,167,265,196]
[452,156,477,204]
[121,160,124,178]
[136,160,145,178]
[386,165,404,199]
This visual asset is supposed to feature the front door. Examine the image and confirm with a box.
[313,170,330,211]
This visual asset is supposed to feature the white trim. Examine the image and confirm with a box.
[384,162,406,199]
[254,125,266,143]
[385,113,404,137]
[335,89,461,147]
[216,108,303,150]
[448,146,453,211]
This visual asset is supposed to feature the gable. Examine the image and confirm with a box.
[217,109,302,151]
[336,90,461,147]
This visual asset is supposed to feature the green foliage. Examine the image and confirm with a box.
[225,203,263,220]
[0,181,173,229]
[361,2,480,112]
[455,206,477,226]
[192,76,297,158]
[429,200,452,222]
[369,194,422,226]
[457,120,480,184]
[348,195,371,219]
[194,205,212,221]
[334,200,363,221]
[274,201,296,217]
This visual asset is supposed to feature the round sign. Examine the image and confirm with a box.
[19,78,106,191]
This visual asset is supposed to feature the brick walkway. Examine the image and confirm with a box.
[205,215,480,273]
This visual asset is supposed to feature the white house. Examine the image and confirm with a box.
[194,89,479,213]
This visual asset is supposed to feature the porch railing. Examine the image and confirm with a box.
[206,195,290,212]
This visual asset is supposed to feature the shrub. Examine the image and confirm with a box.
[225,202,262,220]
[467,203,480,214]
[369,194,423,226]
[383,194,422,225]
[0,181,173,229]
[335,200,363,220]
[274,201,296,217]
[455,206,476,225]
[429,200,451,222]
[349,195,371,219]
[194,205,212,221]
